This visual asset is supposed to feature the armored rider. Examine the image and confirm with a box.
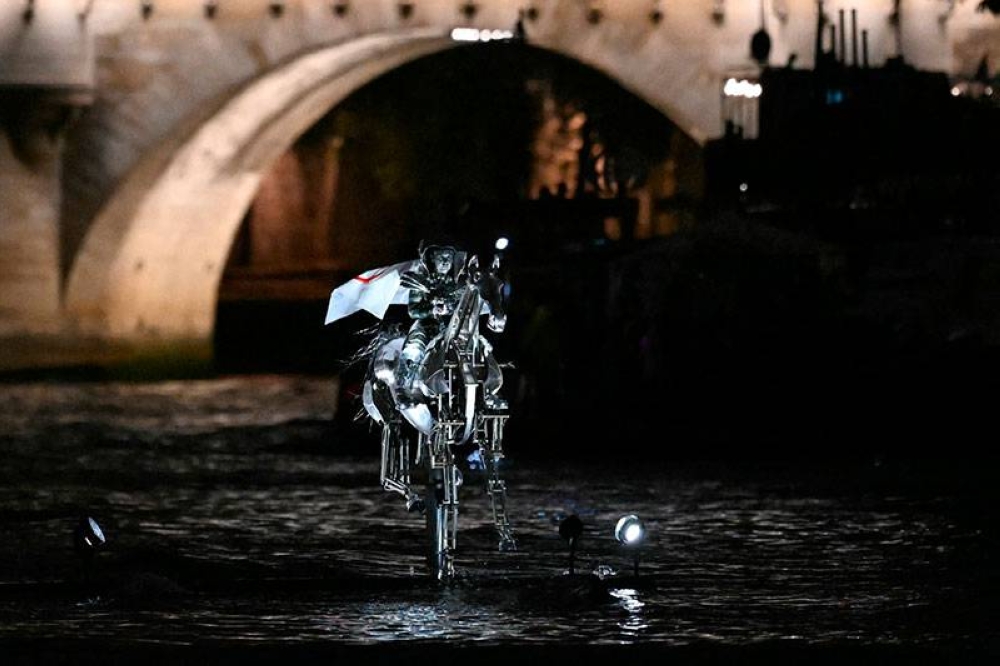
[395,241,465,406]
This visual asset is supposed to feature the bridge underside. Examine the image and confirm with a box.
[65,31,458,348]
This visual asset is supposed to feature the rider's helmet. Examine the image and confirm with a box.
[418,238,463,279]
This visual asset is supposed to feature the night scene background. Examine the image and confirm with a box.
[1,1,998,664]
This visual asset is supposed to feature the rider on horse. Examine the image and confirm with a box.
[333,237,517,563]
[396,241,466,408]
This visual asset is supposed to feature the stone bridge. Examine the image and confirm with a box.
[1,0,996,369]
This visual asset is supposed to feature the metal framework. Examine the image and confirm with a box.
[364,251,515,579]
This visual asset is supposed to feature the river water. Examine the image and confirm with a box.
[0,376,996,663]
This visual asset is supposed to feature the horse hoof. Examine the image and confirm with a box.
[406,495,426,514]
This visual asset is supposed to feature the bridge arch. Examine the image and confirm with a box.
[62,28,719,351]
[64,29,458,347]
[46,0,996,358]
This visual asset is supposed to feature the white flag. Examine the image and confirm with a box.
[324,260,418,324]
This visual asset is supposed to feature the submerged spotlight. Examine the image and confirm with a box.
[73,515,107,559]
[558,514,584,574]
[615,514,645,546]
[494,237,510,251]
[615,514,646,576]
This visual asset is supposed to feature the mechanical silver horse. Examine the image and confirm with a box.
[360,253,516,579]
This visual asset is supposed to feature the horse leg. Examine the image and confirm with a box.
[480,412,516,552]
[380,420,423,512]
[426,424,459,579]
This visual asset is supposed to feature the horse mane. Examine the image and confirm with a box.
[338,322,380,370]
[337,315,409,424]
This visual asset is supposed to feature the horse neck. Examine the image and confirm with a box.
[447,284,481,347]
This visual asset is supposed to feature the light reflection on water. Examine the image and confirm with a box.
[0,376,996,649]
[611,588,648,640]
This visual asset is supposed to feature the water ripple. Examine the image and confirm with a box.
[0,376,996,650]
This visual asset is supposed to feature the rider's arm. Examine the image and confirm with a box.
[402,270,433,320]
[409,291,433,320]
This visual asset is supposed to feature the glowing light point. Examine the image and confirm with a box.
[88,517,105,544]
[724,78,763,99]
[451,27,513,43]
[739,182,749,193]
[495,237,510,251]
[615,514,646,546]
[74,515,107,560]
[615,514,646,577]
[624,523,642,542]
[451,27,479,42]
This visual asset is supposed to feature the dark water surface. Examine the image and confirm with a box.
[0,376,996,663]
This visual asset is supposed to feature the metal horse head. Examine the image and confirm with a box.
[427,253,506,375]
[477,253,508,335]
